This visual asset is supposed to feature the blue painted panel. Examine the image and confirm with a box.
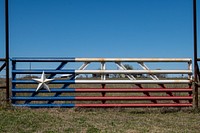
[12,80,76,84]
[12,69,76,74]
[12,96,76,101]
[11,57,76,62]
[48,62,68,79]
[12,88,76,93]
[12,103,75,108]
[11,57,78,107]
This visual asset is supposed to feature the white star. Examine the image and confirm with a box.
[32,71,54,92]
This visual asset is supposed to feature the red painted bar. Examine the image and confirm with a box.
[101,84,106,104]
[159,84,179,103]
[76,103,192,107]
[74,96,192,100]
[136,84,157,103]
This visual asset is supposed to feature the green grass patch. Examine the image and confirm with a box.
[0,106,200,133]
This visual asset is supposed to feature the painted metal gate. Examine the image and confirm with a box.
[11,57,193,107]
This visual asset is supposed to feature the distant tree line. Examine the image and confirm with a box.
[92,64,167,78]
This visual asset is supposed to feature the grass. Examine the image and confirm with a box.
[0,106,200,133]
[0,78,200,133]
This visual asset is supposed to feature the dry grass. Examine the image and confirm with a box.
[0,78,200,133]
[0,106,200,133]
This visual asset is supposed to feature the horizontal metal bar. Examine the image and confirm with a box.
[12,79,191,84]
[12,88,192,93]
[13,103,192,108]
[12,69,75,74]
[76,103,192,107]
[12,96,192,101]
[12,57,75,62]
[12,80,75,84]
[12,88,75,92]
[12,103,75,108]
[75,80,191,84]
[12,69,192,74]
[72,70,192,74]
[11,57,192,62]
[0,58,6,61]
[78,96,192,100]
[74,70,192,74]
[197,58,200,61]
[75,58,192,62]
[12,96,74,101]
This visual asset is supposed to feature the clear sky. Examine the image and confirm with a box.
[0,0,199,58]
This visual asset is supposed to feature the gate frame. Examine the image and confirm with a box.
[11,57,193,108]
[2,0,199,108]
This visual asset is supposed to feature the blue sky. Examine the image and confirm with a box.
[0,0,199,58]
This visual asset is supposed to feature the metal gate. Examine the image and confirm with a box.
[11,57,193,107]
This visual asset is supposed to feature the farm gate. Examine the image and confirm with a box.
[11,57,193,107]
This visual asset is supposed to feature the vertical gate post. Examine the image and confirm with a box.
[193,0,198,109]
[5,0,10,102]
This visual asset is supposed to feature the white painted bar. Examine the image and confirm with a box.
[75,80,191,84]
[138,62,159,80]
[74,70,192,74]
[75,58,192,62]
[115,62,136,80]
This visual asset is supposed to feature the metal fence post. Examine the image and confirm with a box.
[5,0,10,102]
[193,0,198,109]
